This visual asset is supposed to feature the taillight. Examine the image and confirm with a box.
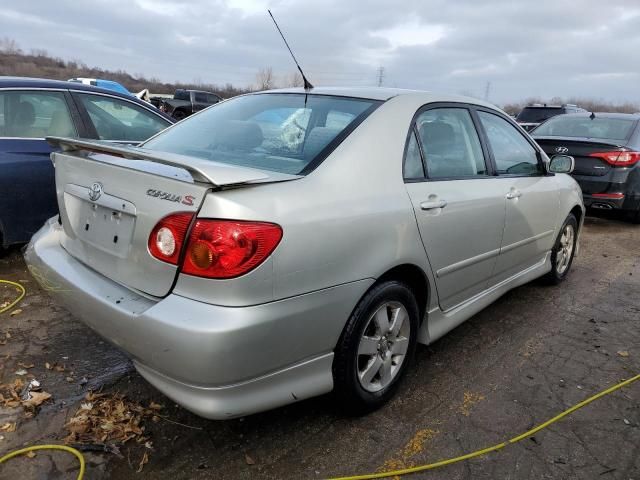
[589,151,640,167]
[182,220,282,278]
[148,213,194,265]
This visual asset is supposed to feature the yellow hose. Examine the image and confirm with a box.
[0,444,85,479]
[0,279,26,314]
[329,373,640,480]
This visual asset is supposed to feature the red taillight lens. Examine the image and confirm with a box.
[182,220,282,278]
[148,213,194,265]
[592,192,625,199]
[589,151,640,167]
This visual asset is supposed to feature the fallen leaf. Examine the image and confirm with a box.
[22,391,52,408]
[45,362,52,370]
[18,362,34,369]
[149,401,163,411]
[10,309,22,316]
[617,351,630,357]
[54,365,66,372]
[5,332,11,339]
[137,451,149,473]
[245,454,256,465]
[25,451,36,459]
[0,423,16,432]
[65,377,74,383]
[15,369,28,376]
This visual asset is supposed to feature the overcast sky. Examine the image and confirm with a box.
[1,0,639,104]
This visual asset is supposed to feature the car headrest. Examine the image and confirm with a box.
[419,121,455,149]
[216,120,263,151]
[14,101,36,127]
[303,127,340,159]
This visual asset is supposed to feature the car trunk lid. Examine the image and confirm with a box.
[534,137,625,178]
[48,137,298,297]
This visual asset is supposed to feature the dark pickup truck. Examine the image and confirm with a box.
[160,89,222,120]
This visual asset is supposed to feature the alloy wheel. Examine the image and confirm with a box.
[356,301,411,393]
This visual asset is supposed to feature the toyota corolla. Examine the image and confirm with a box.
[25,87,584,419]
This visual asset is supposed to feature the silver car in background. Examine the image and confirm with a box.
[25,87,584,419]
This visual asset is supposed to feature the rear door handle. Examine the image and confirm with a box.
[506,189,522,200]
[420,199,448,210]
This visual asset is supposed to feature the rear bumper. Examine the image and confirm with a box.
[25,218,372,418]
[574,171,640,212]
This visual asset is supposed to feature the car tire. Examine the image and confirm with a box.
[173,110,187,121]
[332,280,419,414]
[544,213,578,284]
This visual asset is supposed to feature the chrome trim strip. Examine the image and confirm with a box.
[500,230,554,254]
[436,247,500,278]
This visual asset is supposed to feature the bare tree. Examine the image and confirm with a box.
[283,71,303,88]
[0,37,21,54]
[255,67,275,91]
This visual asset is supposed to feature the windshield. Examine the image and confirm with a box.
[516,107,562,123]
[143,93,380,175]
[532,115,635,140]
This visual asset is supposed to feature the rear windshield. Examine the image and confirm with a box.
[532,115,635,141]
[516,107,562,123]
[143,93,380,175]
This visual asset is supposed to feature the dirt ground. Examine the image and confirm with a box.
[0,212,638,480]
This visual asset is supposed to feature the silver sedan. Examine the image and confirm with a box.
[25,87,584,419]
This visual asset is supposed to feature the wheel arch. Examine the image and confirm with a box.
[374,263,430,325]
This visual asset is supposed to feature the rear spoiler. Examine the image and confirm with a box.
[46,137,301,187]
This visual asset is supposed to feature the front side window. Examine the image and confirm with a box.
[0,90,76,138]
[144,94,380,175]
[478,111,541,175]
[77,93,170,142]
[415,107,487,179]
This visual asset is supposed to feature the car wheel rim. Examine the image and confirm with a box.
[356,301,411,393]
[556,224,575,275]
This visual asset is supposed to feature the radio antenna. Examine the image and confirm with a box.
[268,9,313,90]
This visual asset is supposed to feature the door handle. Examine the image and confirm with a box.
[505,189,522,200]
[420,199,448,210]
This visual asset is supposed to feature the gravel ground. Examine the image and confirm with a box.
[0,213,638,480]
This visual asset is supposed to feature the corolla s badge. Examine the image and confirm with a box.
[88,182,103,201]
[555,146,569,154]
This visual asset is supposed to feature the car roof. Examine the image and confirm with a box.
[0,76,174,122]
[258,86,498,109]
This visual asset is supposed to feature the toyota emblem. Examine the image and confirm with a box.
[555,146,569,154]
[88,182,103,201]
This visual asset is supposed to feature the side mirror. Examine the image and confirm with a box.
[549,154,575,174]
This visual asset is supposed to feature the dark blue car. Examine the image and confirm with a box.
[0,77,174,249]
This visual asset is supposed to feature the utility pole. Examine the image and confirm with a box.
[376,66,385,87]
[484,81,492,101]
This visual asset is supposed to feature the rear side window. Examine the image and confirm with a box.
[77,93,170,142]
[516,107,562,123]
[478,111,542,175]
[174,90,190,101]
[144,94,380,175]
[415,108,487,179]
[0,90,76,138]
[194,92,207,103]
[532,115,635,141]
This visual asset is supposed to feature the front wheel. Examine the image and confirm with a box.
[544,213,578,284]
[333,281,419,414]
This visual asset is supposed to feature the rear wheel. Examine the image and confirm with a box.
[544,213,578,284]
[333,281,418,414]
[172,110,187,121]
